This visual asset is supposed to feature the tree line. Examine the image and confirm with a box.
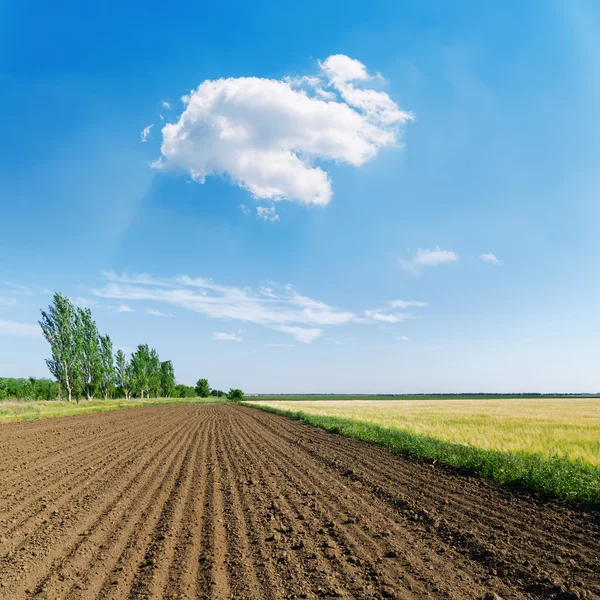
[22,292,246,403]
[0,377,59,401]
[39,293,177,402]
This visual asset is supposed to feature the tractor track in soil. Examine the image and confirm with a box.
[0,404,597,599]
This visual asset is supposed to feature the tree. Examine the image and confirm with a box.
[211,389,225,397]
[115,349,131,400]
[130,344,152,398]
[98,334,114,400]
[195,378,211,398]
[77,307,102,401]
[39,293,81,402]
[227,388,244,402]
[149,348,161,398]
[174,383,195,398]
[160,360,175,398]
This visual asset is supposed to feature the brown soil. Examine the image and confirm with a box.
[0,404,597,600]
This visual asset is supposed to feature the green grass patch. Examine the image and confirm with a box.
[243,402,600,506]
[0,397,226,424]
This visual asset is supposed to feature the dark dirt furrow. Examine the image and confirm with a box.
[256,408,598,541]
[228,415,355,599]
[57,414,202,599]
[0,409,171,486]
[229,409,480,600]
[241,407,600,596]
[8,412,198,599]
[0,403,597,600]
[0,411,185,551]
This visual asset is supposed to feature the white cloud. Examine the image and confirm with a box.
[364,310,416,324]
[239,204,251,215]
[480,252,504,266]
[116,304,133,313]
[93,275,357,343]
[104,271,173,287]
[0,320,40,338]
[152,54,412,205]
[396,335,410,341]
[274,325,323,344]
[140,124,154,142]
[161,99,171,110]
[257,206,279,222]
[389,299,428,309]
[93,274,428,344]
[146,308,174,317]
[213,331,243,342]
[398,247,459,275]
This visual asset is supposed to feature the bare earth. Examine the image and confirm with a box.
[0,404,597,600]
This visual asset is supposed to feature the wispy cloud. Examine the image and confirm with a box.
[161,99,171,110]
[116,304,133,313]
[480,252,504,266]
[239,204,251,215]
[364,310,416,324]
[93,273,426,344]
[398,247,459,275]
[146,308,174,317]
[104,271,173,287]
[93,274,356,343]
[389,299,428,309]
[257,206,280,222]
[274,325,323,344]
[396,335,410,341]
[213,331,243,342]
[0,320,40,338]
[151,54,412,206]
[140,124,154,142]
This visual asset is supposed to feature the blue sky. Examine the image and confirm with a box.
[1,0,600,392]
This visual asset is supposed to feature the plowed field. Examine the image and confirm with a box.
[0,404,597,599]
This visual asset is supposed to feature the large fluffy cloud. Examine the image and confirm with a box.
[152,55,412,205]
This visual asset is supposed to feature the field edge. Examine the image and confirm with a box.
[242,401,600,507]
[0,397,228,424]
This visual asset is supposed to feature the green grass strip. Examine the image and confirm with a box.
[242,402,600,506]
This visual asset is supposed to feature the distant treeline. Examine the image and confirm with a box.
[1,293,245,403]
[0,377,59,401]
[37,293,178,403]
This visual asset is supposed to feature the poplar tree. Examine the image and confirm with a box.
[160,360,176,398]
[98,334,114,400]
[130,344,151,398]
[77,307,102,401]
[149,348,161,398]
[39,293,80,402]
[115,349,131,400]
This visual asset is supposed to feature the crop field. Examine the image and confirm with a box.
[0,397,223,424]
[0,403,598,600]
[248,398,600,503]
